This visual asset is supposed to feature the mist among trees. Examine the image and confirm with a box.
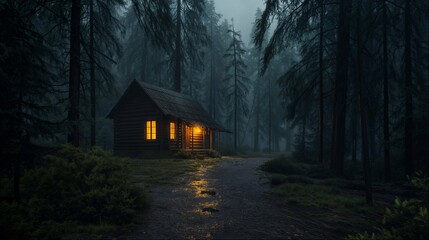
[1,0,429,238]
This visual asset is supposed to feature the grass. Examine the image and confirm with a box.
[260,156,387,237]
[124,157,227,185]
[272,183,371,213]
[260,156,336,179]
[262,156,380,214]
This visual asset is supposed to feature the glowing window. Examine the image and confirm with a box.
[170,122,176,140]
[193,126,202,134]
[146,120,156,140]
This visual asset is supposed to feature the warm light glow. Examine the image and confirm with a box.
[194,126,202,134]
[146,120,156,140]
[170,122,176,140]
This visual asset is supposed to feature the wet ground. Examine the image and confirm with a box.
[124,157,342,239]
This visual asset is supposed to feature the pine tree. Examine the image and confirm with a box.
[382,0,391,181]
[172,0,207,93]
[0,1,62,201]
[68,0,81,147]
[330,0,352,176]
[356,0,372,205]
[404,0,413,176]
[224,21,249,152]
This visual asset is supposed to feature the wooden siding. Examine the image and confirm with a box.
[112,85,164,157]
[109,81,217,157]
[169,119,182,150]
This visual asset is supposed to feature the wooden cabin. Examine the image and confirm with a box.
[107,80,228,158]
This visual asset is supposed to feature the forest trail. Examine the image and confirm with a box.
[122,157,342,239]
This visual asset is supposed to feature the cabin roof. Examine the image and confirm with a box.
[107,80,229,132]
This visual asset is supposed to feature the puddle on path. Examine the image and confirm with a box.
[123,158,337,239]
[183,165,222,216]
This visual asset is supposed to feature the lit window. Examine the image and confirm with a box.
[146,120,156,140]
[194,126,202,134]
[170,122,176,140]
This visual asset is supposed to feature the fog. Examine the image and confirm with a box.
[214,0,265,45]
[3,1,429,238]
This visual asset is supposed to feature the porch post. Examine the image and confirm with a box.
[191,126,194,152]
[217,130,220,151]
[202,127,205,150]
[209,129,213,150]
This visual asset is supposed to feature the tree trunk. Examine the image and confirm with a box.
[351,103,357,163]
[14,75,25,202]
[273,116,280,152]
[404,0,413,176]
[285,120,291,152]
[319,0,324,163]
[90,0,96,147]
[209,14,215,119]
[268,76,272,153]
[330,0,351,176]
[13,154,21,202]
[358,90,373,205]
[68,0,81,147]
[382,0,391,182]
[254,79,261,152]
[302,114,307,159]
[233,24,238,153]
[356,0,372,205]
[174,0,182,92]
[189,65,193,97]
[142,39,148,80]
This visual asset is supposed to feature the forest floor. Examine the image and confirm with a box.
[81,156,396,239]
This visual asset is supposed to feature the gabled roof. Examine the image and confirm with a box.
[107,80,229,132]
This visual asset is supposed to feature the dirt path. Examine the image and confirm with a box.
[124,157,341,239]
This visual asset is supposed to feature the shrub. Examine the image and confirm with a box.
[207,150,221,158]
[305,165,336,179]
[221,148,236,156]
[173,150,196,159]
[270,174,289,185]
[1,144,149,239]
[269,174,314,186]
[347,173,429,240]
[260,157,304,175]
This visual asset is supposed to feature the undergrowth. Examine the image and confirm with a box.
[261,157,375,214]
[347,173,429,240]
[0,144,149,239]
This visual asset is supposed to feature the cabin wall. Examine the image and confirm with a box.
[112,86,168,158]
[110,81,219,157]
[169,119,183,151]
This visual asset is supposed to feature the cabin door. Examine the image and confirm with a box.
[184,125,204,150]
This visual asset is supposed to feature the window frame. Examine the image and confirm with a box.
[146,120,156,140]
[170,122,176,140]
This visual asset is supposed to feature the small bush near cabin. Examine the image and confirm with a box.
[173,150,196,159]
[0,144,149,239]
[207,150,221,158]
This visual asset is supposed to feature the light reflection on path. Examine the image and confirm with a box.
[126,157,336,239]
[184,165,222,216]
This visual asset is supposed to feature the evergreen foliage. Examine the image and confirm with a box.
[0,145,149,239]
[347,174,429,240]
[223,23,250,152]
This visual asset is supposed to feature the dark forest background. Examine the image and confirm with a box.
[1,0,429,235]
